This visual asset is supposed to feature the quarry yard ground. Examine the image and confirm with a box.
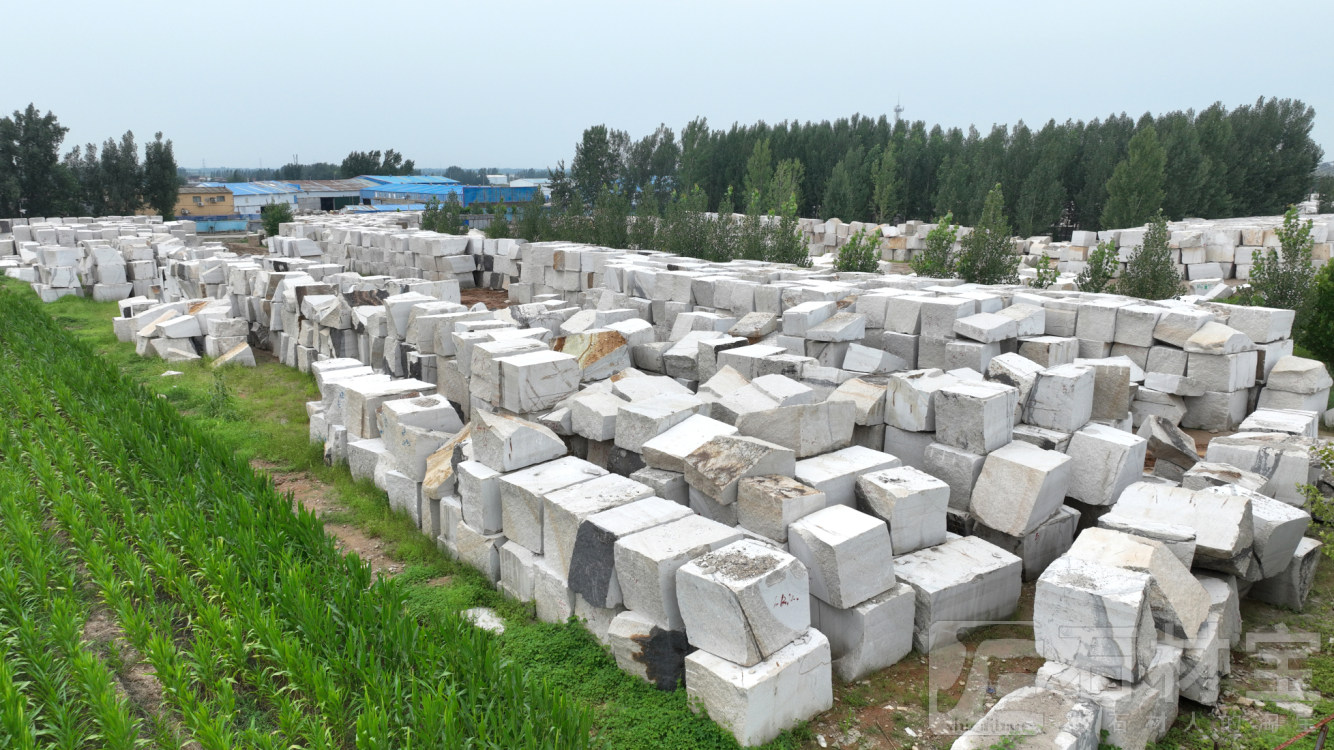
[40,285,1334,750]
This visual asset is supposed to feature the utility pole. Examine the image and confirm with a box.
[894,98,904,124]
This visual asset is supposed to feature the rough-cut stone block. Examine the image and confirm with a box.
[607,610,691,690]
[885,368,956,432]
[953,312,1016,343]
[828,377,888,425]
[1187,350,1257,391]
[971,441,1072,536]
[471,412,564,473]
[985,353,1044,424]
[544,473,653,579]
[894,535,1022,652]
[1183,322,1253,354]
[1017,335,1078,368]
[1238,407,1319,438]
[923,442,985,511]
[1204,431,1315,504]
[1067,527,1211,640]
[641,414,738,473]
[855,466,948,554]
[791,445,901,508]
[1248,537,1322,611]
[788,505,895,608]
[498,540,537,602]
[496,350,580,413]
[1097,514,1197,569]
[736,475,826,543]
[684,629,833,748]
[1025,364,1095,432]
[570,390,623,442]
[1035,555,1156,683]
[685,434,796,507]
[567,497,692,608]
[810,583,914,682]
[458,460,503,534]
[973,505,1079,582]
[1035,647,1180,750]
[615,393,707,452]
[1065,423,1148,506]
[1114,482,1253,563]
[735,400,857,458]
[614,515,744,629]
[455,519,504,584]
[1266,355,1334,394]
[1246,492,1311,578]
[499,456,607,553]
[935,380,1018,454]
[677,539,810,666]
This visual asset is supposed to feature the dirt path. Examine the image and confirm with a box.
[252,459,404,578]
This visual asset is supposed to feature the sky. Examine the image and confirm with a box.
[5,0,1332,172]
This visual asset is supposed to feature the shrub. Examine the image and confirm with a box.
[1250,205,1315,330]
[1301,261,1334,363]
[1077,239,1119,293]
[956,184,1019,284]
[1117,211,1181,300]
[1029,255,1058,289]
[260,201,293,237]
[911,213,959,278]
[835,229,881,273]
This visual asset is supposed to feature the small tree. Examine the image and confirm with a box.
[766,191,811,268]
[142,132,179,220]
[440,193,463,234]
[1101,124,1166,229]
[1030,255,1059,289]
[420,197,441,232]
[1301,261,1334,363]
[871,146,903,223]
[1314,175,1334,215]
[1076,239,1118,293]
[1117,211,1181,300]
[591,185,629,249]
[911,213,959,278]
[1250,205,1315,324]
[514,191,550,242]
[260,201,293,237]
[485,203,511,239]
[835,229,881,273]
[956,184,1019,284]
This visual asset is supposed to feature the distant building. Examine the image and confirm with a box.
[199,181,299,218]
[485,174,509,186]
[288,178,375,212]
[358,175,461,187]
[359,182,541,208]
[174,185,234,218]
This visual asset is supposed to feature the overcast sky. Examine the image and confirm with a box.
[6,0,1331,171]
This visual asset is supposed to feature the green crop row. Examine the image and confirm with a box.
[0,283,592,748]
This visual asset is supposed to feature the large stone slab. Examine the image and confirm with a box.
[1114,482,1254,563]
[499,456,607,553]
[543,473,654,579]
[1067,527,1211,640]
[677,539,810,666]
[894,535,1022,652]
[735,400,857,458]
[567,497,692,608]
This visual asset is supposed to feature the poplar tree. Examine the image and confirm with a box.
[1101,125,1166,229]
[956,184,1019,284]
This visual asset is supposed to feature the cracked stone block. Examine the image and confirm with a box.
[855,466,948,554]
[1035,645,1181,750]
[1067,527,1211,640]
[1114,483,1253,564]
[677,539,810,666]
[793,445,901,508]
[735,400,856,458]
[1248,537,1323,611]
[642,414,738,473]
[1035,555,1156,683]
[894,535,1022,652]
[970,441,1072,536]
[615,393,707,452]
[1203,431,1316,504]
[607,610,692,691]
[973,505,1080,582]
[1097,513,1197,570]
[1065,423,1148,506]
[570,390,624,442]
[885,369,958,432]
[544,473,654,579]
[455,519,505,584]
[951,686,1101,750]
[788,505,895,609]
[1238,408,1319,438]
[923,442,986,512]
[986,352,1044,424]
[1025,363,1095,432]
[495,350,580,414]
[685,434,796,507]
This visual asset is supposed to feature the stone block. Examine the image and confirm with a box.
[684,630,833,748]
[471,411,565,473]
[544,473,653,579]
[1097,513,1197,569]
[953,312,1016,343]
[1010,424,1072,452]
[781,300,836,336]
[615,514,745,630]
[1257,386,1330,414]
[735,400,856,458]
[567,497,693,608]
[615,393,707,452]
[1017,335,1078,368]
[685,434,796,507]
[1154,308,1214,348]
[828,377,888,425]
[1034,556,1156,682]
[498,540,538,602]
[677,539,810,666]
[971,441,1072,536]
[570,390,623,441]
[1181,389,1250,431]
[641,414,738,473]
[923,442,985,511]
[1114,482,1253,563]
[533,557,575,623]
[1139,415,1200,480]
[1025,364,1095,432]
[1180,461,1268,493]
[1248,537,1322,611]
[499,456,607,553]
[1067,527,1211,640]
[1238,408,1319,438]
[1080,358,1134,422]
[1204,431,1315,504]
[885,368,956,432]
[973,505,1080,582]
[996,303,1046,337]
[894,536,1022,652]
[1065,423,1148,506]
[788,505,895,609]
[1224,305,1295,344]
[1183,322,1253,354]
[919,297,975,338]
[608,610,691,690]
[935,380,1018,454]
[1034,648,1180,750]
[1187,350,1257,391]
[1114,304,1163,347]
[810,583,914,683]
[455,519,504,584]
[1248,493,1311,578]
[793,445,901,508]
[1266,355,1334,394]
[951,686,1101,750]
[985,353,1044,424]
[854,466,948,554]
[806,311,866,342]
[736,475,826,543]
[882,425,935,469]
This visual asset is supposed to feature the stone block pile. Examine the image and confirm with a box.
[800,212,1333,285]
[100,214,1330,748]
[1,215,200,302]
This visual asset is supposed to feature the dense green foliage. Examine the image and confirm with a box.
[956,184,1019,284]
[1030,255,1059,288]
[910,214,959,278]
[1076,239,1119,293]
[338,148,415,178]
[1250,206,1315,328]
[0,105,180,218]
[1100,124,1166,229]
[260,202,293,237]
[835,229,882,273]
[0,285,592,747]
[1117,212,1181,299]
[420,194,464,234]
[1302,262,1334,364]
[563,98,1323,235]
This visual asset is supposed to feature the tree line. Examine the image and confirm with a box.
[0,104,180,219]
[563,97,1323,237]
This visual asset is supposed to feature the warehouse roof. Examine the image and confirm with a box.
[199,181,299,196]
[180,185,231,194]
[358,175,460,186]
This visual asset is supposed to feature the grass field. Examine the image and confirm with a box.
[24,280,1334,749]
